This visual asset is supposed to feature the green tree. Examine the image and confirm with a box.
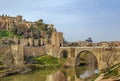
[35,19,43,26]
[0,30,15,38]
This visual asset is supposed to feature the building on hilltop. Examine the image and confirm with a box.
[0,14,64,48]
[0,14,23,22]
[0,14,34,30]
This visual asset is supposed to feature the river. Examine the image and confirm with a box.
[0,66,98,81]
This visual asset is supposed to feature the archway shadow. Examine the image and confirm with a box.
[75,50,99,79]
[60,50,68,59]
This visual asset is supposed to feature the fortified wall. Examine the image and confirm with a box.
[0,31,64,66]
[0,47,10,55]
[0,30,120,72]
[24,46,46,57]
[11,45,24,67]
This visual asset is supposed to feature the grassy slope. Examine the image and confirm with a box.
[33,55,65,67]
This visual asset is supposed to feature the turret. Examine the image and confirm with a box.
[16,15,22,22]
[51,32,63,47]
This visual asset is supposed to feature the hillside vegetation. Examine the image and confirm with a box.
[13,20,52,39]
[0,18,56,39]
[0,30,15,38]
[33,55,65,67]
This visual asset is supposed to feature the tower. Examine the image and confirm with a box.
[16,15,22,22]
[51,32,63,47]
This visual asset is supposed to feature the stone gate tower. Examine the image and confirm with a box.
[51,32,63,47]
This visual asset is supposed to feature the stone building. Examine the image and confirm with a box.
[97,42,109,47]
[0,14,34,30]
[51,32,63,47]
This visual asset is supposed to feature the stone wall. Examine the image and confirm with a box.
[19,39,28,46]
[0,45,24,67]
[0,47,10,55]
[11,45,24,67]
[24,46,46,57]
[0,47,11,66]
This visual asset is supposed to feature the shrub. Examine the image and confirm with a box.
[33,55,65,67]
[0,30,15,38]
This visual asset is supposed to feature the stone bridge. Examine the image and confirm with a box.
[5,45,120,72]
[49,46,120,71]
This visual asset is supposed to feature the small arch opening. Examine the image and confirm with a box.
[60,43,62,47]
[60,50,68,59]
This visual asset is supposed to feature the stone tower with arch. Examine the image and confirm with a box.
[51,32,63,47]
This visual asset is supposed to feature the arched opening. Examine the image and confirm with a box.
[76,51,98,67]
[60,43,62,47]
[75,50,98,79]
[60,50,68,59]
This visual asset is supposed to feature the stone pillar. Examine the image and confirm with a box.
[14,37,19,44]
[64,57,76,67]
[29,38,33,46]
[11,45,24,67]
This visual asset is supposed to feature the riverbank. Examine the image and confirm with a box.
[0,66,32,78]
[0,66,59,81]
[95,64,120,81]
[0,64,59,78]
[0,55,65,78]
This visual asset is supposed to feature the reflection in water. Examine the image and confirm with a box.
[1,66,98,81]
[75,66,98,80]
[46,70,66,81]
[80,69,98,79]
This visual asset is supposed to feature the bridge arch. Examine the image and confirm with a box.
[75,50,99,78]
[75,50,98,68]
[59,50,68,59]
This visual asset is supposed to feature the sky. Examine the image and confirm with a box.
[0,0,120,42]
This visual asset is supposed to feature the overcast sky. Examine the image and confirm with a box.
[0,0,120,42]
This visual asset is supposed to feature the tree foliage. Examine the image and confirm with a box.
[0,30,15,38]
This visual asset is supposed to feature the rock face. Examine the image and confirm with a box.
[1,50,14,67]
[0,46,14,67]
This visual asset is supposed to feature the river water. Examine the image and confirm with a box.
[0,66,98,81]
